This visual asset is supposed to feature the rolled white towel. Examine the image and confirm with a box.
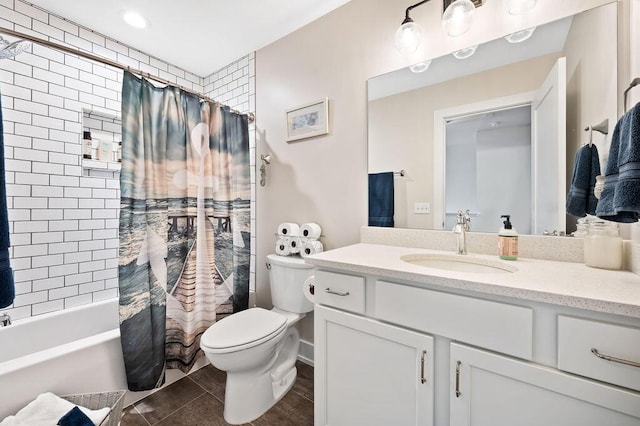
[277,223,300,237]
[300,223,321,239]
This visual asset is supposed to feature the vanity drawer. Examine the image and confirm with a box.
[558,316,640,391]
[374,280,533,360]
[314,270,365,314]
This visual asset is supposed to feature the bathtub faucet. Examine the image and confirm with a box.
[0,312,11,327]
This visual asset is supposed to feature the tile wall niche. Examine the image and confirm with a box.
[0,0,256,320]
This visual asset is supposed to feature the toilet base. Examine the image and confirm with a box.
[223,363,298,425]
[222,327,301,425]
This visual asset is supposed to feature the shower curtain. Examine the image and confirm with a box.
[118,71,250,391]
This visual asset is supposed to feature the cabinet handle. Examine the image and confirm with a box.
[420,350,427,384]
[591,348,640,368]
[325,288,350,297]
[455,361,462,398]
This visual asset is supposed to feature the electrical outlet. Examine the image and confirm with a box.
[414,202,430,214]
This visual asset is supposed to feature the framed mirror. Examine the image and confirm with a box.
[367,2,617,235]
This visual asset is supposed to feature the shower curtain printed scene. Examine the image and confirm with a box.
[118,72,250,391]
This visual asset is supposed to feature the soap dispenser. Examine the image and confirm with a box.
[498,215,518,260]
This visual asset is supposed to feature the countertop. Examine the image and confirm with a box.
[304,243,640,319]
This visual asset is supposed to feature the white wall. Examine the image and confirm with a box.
[255,0,615,343]
[1,0,255,320]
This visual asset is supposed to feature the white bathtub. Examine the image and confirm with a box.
[0,298,128,419]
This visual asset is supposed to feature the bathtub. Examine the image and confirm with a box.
[0,298,128,419]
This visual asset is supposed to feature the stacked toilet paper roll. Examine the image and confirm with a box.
[276,222,303,256]
[275,222,323,257]
[299,222,323,258]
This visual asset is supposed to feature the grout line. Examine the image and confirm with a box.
[130,404,153,426]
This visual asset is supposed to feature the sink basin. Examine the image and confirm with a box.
[401,253,518,274]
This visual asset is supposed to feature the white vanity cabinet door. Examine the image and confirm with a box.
[450,343,640,426]
[315,305,434,426]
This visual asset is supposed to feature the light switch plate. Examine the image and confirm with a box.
[414,202,430,214]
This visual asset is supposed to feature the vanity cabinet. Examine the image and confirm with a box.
[312,269,640,426]
[450,343,640,426]
[314,305,434,426]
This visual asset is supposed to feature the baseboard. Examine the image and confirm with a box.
[297,339,314,366]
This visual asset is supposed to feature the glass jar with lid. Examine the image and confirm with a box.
[583,221,623,270]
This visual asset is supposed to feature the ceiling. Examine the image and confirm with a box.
[27,0,352,77]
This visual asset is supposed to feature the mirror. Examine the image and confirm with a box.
[368,2,617,235]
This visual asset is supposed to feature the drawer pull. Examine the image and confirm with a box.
[420,350,427,384]
[325,288,350,297]
[591,348,640,368]
[455,361,462,397]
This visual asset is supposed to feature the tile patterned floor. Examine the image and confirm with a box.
[120,361,314,426]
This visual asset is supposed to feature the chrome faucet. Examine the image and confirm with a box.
[452,210,471,255]
[0,312,11,327]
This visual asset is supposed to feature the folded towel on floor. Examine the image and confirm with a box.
[0,393,110,426]
[368,172,395,227]
[566,144,600,217]
[596,102,640,222]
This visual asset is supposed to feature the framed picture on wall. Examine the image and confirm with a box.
[285,98,329,142]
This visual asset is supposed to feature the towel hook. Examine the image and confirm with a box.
[584,119,609,147]
[259,154,272,187]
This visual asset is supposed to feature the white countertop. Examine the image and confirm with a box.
[304,243,640,319]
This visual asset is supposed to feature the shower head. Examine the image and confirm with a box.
[0,35,31,59]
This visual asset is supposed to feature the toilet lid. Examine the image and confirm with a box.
[201,308,287,351]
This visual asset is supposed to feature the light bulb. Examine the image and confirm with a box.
[442,0,475,37]
[504,27,536,43]
[395,21,424,55]
[505,0,537,15]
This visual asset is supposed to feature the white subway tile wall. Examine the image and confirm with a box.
[1,0,256,320]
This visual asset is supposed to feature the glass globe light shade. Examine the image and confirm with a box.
[395,20,424,55]
[504,27,536,43]
[442,0,475,37]
[452,45,478,59]
[505,0,537,15]
[409,60,432,73]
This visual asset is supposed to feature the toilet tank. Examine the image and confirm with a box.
[266,254,314,314]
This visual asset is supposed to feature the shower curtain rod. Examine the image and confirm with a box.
[0,26,255,123]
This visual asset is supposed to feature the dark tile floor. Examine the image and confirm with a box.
[120,361,314,426]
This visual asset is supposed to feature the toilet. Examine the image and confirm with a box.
[200,254,314,425]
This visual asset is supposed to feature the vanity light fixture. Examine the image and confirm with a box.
[452,45,477,59]
[504,27,536,43]
[123,11,148,29]
[395,0,482,55]
[505,0,537,15]
[409,60,432,73]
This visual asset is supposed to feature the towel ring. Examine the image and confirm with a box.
[584,119,609,147]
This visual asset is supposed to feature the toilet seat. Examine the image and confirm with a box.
[201,308,287,354]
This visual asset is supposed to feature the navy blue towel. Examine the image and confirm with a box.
[368,172,394,227]
[566,144,600,217]
[0,89,14,309]
[596,102,640,222]
[57,406,95,426]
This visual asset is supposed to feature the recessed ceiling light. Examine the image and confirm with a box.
[123,11,147,29]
